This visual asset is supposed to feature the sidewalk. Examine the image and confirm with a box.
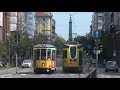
[0,67,16,75]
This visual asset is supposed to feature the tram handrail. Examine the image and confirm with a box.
[84,68,97,78]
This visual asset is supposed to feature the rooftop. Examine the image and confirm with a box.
[35,12,53,17]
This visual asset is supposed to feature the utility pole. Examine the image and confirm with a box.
[15,12,19,74]
[96,13,98,70]
[15,31,18,74]
[112,12,115,57]
[96,39,98,69]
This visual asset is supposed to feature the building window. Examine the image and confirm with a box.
[43,18,45,21]
[98,16,103,20]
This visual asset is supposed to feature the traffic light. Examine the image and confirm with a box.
[99,44,104,53]
[110,24,116,33]
[115,33,119,39]
[14,32,20,53]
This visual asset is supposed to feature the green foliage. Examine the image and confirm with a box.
[53,36,66,54]
[0,42,7,58]
[74,35,93,51]
[100,31,112,59]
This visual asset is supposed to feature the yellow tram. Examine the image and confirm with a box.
[62,42,83,72]
[33,44,57,73]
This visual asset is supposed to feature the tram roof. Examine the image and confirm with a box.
[33,44,56,48]
[64,44,82,46]
[63,44,83,48]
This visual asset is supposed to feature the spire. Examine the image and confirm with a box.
[69,14,72,41]
[69,14,72,22]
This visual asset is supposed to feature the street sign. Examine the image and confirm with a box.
[93,30,101,38]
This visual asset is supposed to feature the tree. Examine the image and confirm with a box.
[0,42,7,59]
[53,36,66,54]
[74,35,94,51]
[100,31,113,59]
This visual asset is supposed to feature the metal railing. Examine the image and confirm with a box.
[85,68,97,78]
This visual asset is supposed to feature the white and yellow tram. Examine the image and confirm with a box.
[33,44,57,73]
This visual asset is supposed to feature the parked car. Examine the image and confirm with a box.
[21,60,33,68]
[105,61,118,72]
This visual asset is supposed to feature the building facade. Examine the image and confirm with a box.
[26,12,35,38]
[35,12,54,44]
[0,26,2,43]
[102,12,111,32]
[92,12,103,32]
[52,19,56,42]
[2,12,10,43]
[17,12,27,33]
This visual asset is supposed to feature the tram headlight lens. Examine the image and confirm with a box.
[42,63,45,66]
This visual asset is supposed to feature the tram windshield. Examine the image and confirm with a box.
[52,50,56,60]
[41,49,46,60]
[70,47,76,59]
[34,49,40,60]
[47,49,51,60]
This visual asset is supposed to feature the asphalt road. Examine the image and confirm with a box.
[0,67,87,78]
[0,58,88,78]
[97,68,120,78]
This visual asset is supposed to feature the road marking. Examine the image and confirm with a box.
[20,74,27,75]
[0,74,13,78]
[69,74,75,76]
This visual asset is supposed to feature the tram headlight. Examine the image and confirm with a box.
[42,63,45,66]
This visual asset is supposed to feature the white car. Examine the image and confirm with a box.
[21,60,32,68]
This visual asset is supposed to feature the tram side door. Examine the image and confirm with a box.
[51,50,56,68]
[33,49,40,68]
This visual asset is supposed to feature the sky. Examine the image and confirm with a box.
[52,12,93,40]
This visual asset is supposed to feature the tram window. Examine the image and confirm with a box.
[47,49,51,60]
[63,50,67,58]
[70,47,76,59]
[52,50,55,60]
[34,49,40,60]
[41,49,46,60]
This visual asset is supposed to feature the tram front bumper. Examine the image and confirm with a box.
[35,68,51,72]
